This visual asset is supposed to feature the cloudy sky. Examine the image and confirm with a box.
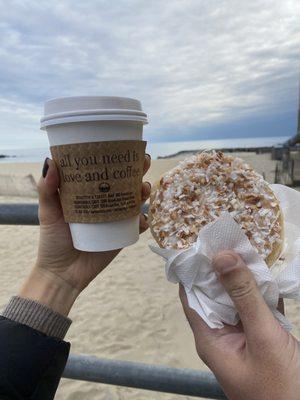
[0,0,299,149]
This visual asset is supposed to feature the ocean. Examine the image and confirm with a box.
[0,136,290,163]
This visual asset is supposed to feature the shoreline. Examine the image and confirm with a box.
[0,135,292,162]
[1,144,292,163]
[0,146,282,163]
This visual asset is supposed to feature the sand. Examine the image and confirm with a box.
[0,152,300,400]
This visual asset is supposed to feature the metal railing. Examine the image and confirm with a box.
[64,354,226,399]
[0,203,39,225]
[0,202,227,399]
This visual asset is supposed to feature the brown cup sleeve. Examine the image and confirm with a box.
[50,140,147,223]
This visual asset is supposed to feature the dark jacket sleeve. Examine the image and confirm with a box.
[0,316,70,400]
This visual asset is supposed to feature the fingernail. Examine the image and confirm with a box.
[213,254,239,274]
[143,213,148,222]
[146,153,151,160]
[141,214,149,229]
[145,181,151,190]
[42,158,50,178]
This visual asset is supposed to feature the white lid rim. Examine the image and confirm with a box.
[40,114,148,129]
[41,108,147,123]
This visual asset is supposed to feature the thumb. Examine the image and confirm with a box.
[213,250,279,344]
[37,158,63,225]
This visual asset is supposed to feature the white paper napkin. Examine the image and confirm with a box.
[150,184,300,330]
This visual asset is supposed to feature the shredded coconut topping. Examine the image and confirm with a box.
[150,151,282,260]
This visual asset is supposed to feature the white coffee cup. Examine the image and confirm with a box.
[40,96,148,252]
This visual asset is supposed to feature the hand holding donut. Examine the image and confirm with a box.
[149,151,299,399]
[180,250,300,400]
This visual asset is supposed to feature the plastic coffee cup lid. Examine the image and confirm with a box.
[40,96,148,129]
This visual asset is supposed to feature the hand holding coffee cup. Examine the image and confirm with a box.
[19,154,151,316]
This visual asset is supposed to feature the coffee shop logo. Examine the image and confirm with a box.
[99,182,110,193]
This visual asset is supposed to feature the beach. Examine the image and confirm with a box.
[0,152,300,400]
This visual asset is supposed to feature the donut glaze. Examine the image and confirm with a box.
[149,152,283,267]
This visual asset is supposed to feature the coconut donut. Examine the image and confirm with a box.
[149,151,283,267]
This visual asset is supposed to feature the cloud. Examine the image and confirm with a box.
[0,0,299,147]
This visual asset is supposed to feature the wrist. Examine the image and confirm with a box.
[19,267,79,316]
